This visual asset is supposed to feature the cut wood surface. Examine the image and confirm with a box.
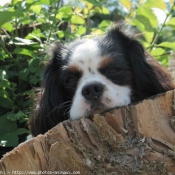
[0,90,175,175]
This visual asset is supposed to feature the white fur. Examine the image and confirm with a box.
[68,40,131,120]
[69,40,101,70]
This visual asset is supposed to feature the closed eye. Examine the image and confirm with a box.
[62,70,82,97]
[64,75,79,93]
[99,65,132,86]
[106,68,122,75]
[99,63,123,76]
[65,75,77,84]
[102,67,123,79]
[63,74,79,97]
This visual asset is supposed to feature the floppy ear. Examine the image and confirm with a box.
[30,42,68,136]
[108,24,175,101]
[126,39,175,101]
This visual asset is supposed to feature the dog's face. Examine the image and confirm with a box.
[31,24,175,136]
[62,39,132,120]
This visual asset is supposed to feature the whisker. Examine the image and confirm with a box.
[131,90,142,96]
[46,101,71,117]
[64,106,71,117]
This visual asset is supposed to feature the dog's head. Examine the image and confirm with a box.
[30,24,175,136]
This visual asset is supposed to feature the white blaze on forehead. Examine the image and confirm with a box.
[69,40,101,70]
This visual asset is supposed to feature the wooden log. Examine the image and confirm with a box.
[0,90,175,175]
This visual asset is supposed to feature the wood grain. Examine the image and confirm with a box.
[0,90,175,175]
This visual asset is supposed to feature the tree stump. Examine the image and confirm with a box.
[168,58,175,82]
[0,90,175,175]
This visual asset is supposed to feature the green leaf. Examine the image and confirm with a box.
[34,0,50,5]
[70,15,85,25]
[131,18,148,32]
[136,7,158,30]
[92,28,104,35]
[29,5,42,14]
[143,31,154,43]
[101,7,109,15]
[29,75,38,84]
[0,113,17,135]
[75,26,86,36]
[138,40,150,49]
[0,128,29,147]
[0,89,10,98]
[156,55,168,67]
[132,7,158,33]
[150,48,165,56]
[119,0,132,11]
[0,96,13,109]
[18,69,30,81]
[99,20,112,28]
[0,133,18,147]
[56,6,73,19]
[75,6,82,13]
[26,29,46,40]
[59,6,72,13]
[56,12,65,19]
[0,80,11,89]
[84,1,93,10]
[84,0,102,9]
[7,111,27,121]
[12,0,23,5]
[0,10,23,26]
[90,7,101,14]
[144,0,166,10]
[158,42,175,49]
[57,31,65,38]
[26,0,50,5]
[83,7,90,15]
[166,17,175,28]
[13,128,30,135]
[2,23,14,32]
[26,0,39,4]
[26,0,35,4]
[29,59,40,72]
[14,48,35,58]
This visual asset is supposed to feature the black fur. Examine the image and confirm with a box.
[30,24,175,136]
[30,43,70,136]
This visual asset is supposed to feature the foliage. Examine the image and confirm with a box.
[0,0,175,153]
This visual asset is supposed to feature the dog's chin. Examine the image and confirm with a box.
[70,101,108,120]
[85,102,108,118]
[90,108,105,116]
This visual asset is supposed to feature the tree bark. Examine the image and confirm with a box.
[0,90,175,175]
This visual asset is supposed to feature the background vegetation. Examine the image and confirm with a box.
[0,0,175,156]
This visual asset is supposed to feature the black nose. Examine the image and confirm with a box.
[82,82,104,101]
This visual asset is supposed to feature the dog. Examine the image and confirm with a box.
[30,24,175,136]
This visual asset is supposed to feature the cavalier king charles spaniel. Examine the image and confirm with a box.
[30,24,175,136]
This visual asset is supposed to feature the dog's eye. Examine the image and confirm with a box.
[65,75,77,84]
[107,68,121,75]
